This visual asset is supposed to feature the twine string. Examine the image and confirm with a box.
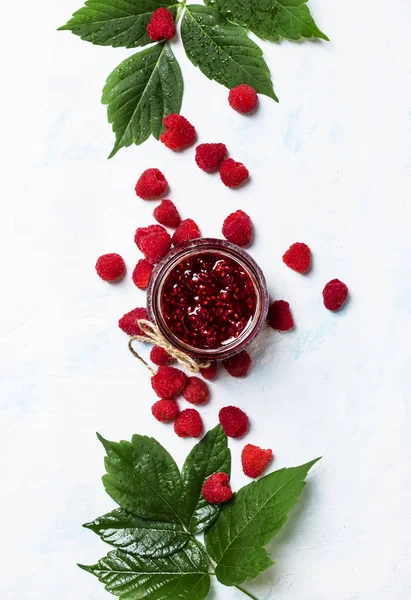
[128,319,211,374]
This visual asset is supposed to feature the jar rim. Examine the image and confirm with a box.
[147,238,269,360]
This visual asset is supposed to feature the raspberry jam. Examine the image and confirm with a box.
[147,239,268,360]
[161,253,257,349]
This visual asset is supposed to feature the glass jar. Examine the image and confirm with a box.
[147,238,269,361]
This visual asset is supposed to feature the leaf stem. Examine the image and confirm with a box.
[235,585,260,600]
[175,0,187,24]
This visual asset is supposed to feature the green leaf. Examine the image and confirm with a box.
[98,433,183,523]
[205,0,328,42]
[204,458,320,586]
[179,425,231,534]
[79,540,210,600]
[181,5,277,100]
[58,0,179,49]
[102,42,183,158]
[84,508,190,557]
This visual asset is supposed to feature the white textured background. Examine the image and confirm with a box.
[1,1,411,599]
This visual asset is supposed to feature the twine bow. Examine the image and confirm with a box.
[128,319,211,374]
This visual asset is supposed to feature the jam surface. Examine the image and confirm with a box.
[160,252,257,349]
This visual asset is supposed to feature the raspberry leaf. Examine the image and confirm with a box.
[102,42,183,158]
[58,0,179,48]
[79,540,210,600]
[204,458,321,586]
[204,0,328,42]
[179,425,231,534]
[181,5,277,100]
[97,433,183,522]
[83,508,190,558]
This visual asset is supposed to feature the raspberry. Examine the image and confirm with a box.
[153,199,181,228]
[134,225,164,250]
[200,362,218,381]
[323,279,348,311]
[219,406,249,438]
[151,399,179,423]
[202,472,233,504]
[220,159,249,188]
[150,345,175,367]
[222,210,253,247]
[160,114,196,151]
[151,366,188,399]
[241,444,273,479]
[282,242,312,274]
[183,377,210,405]
[135,225,171,264]
[267,300,294,331]
[195,143,227,173]
[118,307,149,336]
[174,408,203,438]
[140,233,171,265]
[172,219,201,246]
[222,350,252,378]
[135,168,168,200]
[147,8,176,41]
[228,84,258,114]
[132,259,153,290]
[95,253,125,282]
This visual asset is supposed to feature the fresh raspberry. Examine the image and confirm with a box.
[172,219,201,246]
[153,199,181,228]
[323,279,349,311]
[151,399,179,423]
[195,143,227,173]
[147,8,176,41]
[150,345,175,367]
[219,406,249,438]
[135,225,171,264]
[160,114,196,151]
[135,168,168,200]
[220,159,249,188]
[222,210,253,247]
[174,408,203,438]
[200,362,218,381]
[241,444,273,479]
[151,366,188,399]
[228,84,258,114]
[267,300,294,332]
[134,225,165,250]
[118,307,149,336]
[183,377,210,405]
[201,473,233,504]
[140,233,171,265]
[222,351,252,378]
[95,253,125,282]
[282,242,312,274]
[132,259,153,290]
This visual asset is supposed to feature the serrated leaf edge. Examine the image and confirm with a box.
[211,458,321,565]
[184,5,278,101]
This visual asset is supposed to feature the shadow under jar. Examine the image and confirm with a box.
[147,238,269,361]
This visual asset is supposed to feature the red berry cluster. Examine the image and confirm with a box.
[94,118,350,503]
[138,349,275,499]
[143,349,256,440]
[155,111,250,188]
[201,408,274,503]
[147,359,257,442]
[265,242,349,326]
[201,441,273,504]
